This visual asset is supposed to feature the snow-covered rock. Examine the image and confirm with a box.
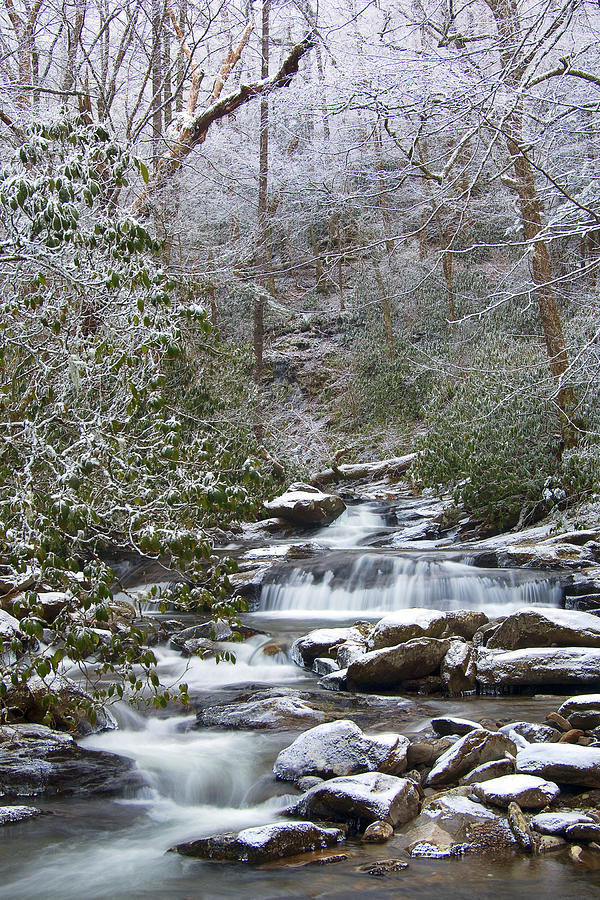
[291,627,366,667]
[264,487,345,526]
[558,694,600,730]
[199,696,327,729]
[367,608,486,651]
[172,822,345,863]
[431,715,483,737]
[460,758,514,785]
[516,743,600,788]
[486,607,600,651]
[473,774,560,809]
[476,646,600,687]
[273,720,409,782]
[441,640,476,695]
[426,730,517,786]
[0,805,42,826]
[347,638,451,689]
[498,722,559,744]
[531,811,596,836]
[287,771,420,827]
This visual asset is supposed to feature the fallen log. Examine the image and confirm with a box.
[310,454,417,487]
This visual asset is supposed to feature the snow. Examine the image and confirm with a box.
[474,774,560,807]
[531,812,595,836]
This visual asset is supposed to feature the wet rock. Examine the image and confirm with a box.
[405,823,454,856]
[516,743,600,788]
[312,657,340,676]
[476,646,600,687]
[292,627,365,668]
[487,607,600,651]
[558,695,600,730]
[1,674,112,735]
[264,487,346,526]
[461,759,514,785]
[359,858,409,876]
[0,805,42,825]
[296,776,324,792]
[362,820,394,843]
[473,774,560,809]
[537,835,567,853]
[318,669,348,692]
[199,697,327,730]
[418,792,500,834]
[172,822,345,864]
[287,772,420,827]
[274,720,409,782]
[507,801,536,853]
[347,638,451,690]
[441,642,476,695]
[0,723,144,798]
[180,638,220,658]
[170,620,233,648]
[406,741,437,768]
[531,811,596,836]
[431,716,483,737]
[426,730,517,787]
[546,711,572,732]
[498,722,559,744]
[564,823,600,842]
[442,611,489,641]
[401,675,443,695]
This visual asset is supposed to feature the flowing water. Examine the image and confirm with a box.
[2,502,598,899]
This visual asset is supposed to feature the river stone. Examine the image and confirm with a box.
[264,488,346,526]
[273,720,409,782]
[441,641,476,695]
[486,607,600,651]
[367,609,446,650]
[287,772,420,827]
[361,820,394,843]
[336,641,367,668]
[476,646,600,687]
[418,792,500,835]
[347,638,451,689]
[312,657,340,676]
[318,669,348,692]
[498,722,559,744]
[507,801,535,852]
[170,620,233,648]
[172,822,345,863]
[2,674,112,735]
[292,627,365,667]
[516,743,600,787]
[199,697,326,729]
[461,758,514,785]
[558,695,600,730]
[531,811,596,836]
[426,730,517,786]
[473,774,560,809]
[432,716,483,737]
[0,805,42,825]
[442,610,489,641]
[0,724,144,798]
[180,638,220,658]
[564,823,600,842]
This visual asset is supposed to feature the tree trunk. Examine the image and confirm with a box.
[254,0,270,442]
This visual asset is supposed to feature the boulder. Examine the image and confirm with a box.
[531,811,596,836]
[264,488,345,526]
[170,620,233,648]
[180,638,220,658]
[347,638,451,689]
[417,791,501,835]
[0,723,144,798]
[564,823,600,842]
[172,822,345,863]
[0,805,42,825]
[273,720,409,782]
[486,607,600,651]
[2,674,112,735]
[516,743,600,788]
[426,730,517,786]
[292,627,365,668]
[442,611,489,641]
[287,772,420,827]
[361,820,394,843]
[367,609,446,650]
[431,716,483,737]
[441,641,476,695]
[336,641,367,669]
[476,646,600,687]
[472,774,560,809]
[318,669,348,692]
[199,697,327,730]
[498,722,559,744]
[558,695,600,730]
[461,759,514,785]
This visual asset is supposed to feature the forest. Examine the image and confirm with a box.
[1,0,600,897]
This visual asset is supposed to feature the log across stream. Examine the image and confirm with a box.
[1,502,599,899]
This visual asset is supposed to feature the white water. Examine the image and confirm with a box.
[259,553,563,618]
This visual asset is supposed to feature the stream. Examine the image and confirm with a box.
[2,503,600,899]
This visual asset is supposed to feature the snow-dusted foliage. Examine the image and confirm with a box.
[0,116,259,716]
